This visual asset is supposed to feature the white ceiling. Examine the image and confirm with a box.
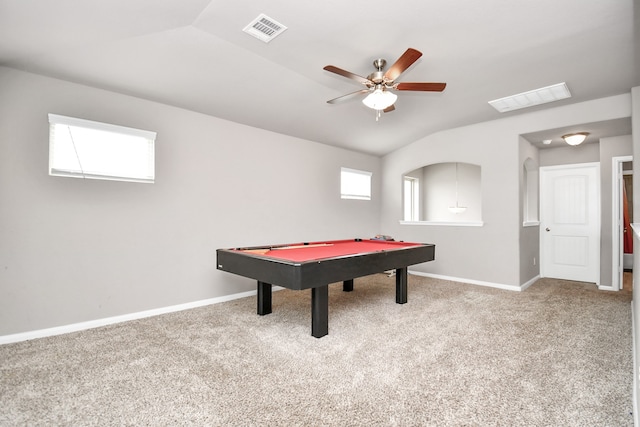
[0,0,637,156]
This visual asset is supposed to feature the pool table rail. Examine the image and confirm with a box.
[216,241,435,290]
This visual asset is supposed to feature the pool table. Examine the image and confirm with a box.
[216,238,435,338]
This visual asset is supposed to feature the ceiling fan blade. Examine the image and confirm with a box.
[327,89,370,104]
[383,48,423,82]
[395,82,447,92]
[323,65,373,86]
[383,104,395,113]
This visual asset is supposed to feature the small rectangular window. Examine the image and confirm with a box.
[403,176,419,221]
[48,114,156,183]
[341,167,371,200]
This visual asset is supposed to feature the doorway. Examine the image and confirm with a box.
[540,163,601,284]
[612,156,633,292]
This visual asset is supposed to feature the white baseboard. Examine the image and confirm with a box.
[520,275,540,291]
[0,286,284,345]
[409,270,536,292]
[1,271,540,346]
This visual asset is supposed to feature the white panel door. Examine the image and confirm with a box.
[540,163,600,284]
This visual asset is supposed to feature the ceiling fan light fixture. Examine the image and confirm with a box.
[562,132,589,146]
[362,88,397,110]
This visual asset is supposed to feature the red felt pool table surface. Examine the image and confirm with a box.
[218,238,435,337]
[235,239,422,263]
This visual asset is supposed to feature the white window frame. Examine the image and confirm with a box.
[48,114,156,183]
[403,176,419,221]
[341,167,372,200]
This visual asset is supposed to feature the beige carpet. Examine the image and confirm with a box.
[0,276,633,426]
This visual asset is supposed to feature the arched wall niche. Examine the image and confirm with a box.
[401,162,482,224]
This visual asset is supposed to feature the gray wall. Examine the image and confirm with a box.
[519,137,540,285]
[420,162,481,222]
[381,121,520,287]
[538,143,600,166]
[0,67,382,335]
[380,94,632,288]
[0,65,635,340]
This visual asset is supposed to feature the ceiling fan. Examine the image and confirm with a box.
[323,48,446,120]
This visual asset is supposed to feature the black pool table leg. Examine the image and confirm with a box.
[396,267,408,304]
[311,285,329,338]
[343,279,354,292]
[257,281,272,315]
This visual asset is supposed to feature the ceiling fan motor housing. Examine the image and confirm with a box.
[368,70,385,85]
[369,59,387,84]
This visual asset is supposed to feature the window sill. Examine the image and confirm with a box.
[399,220,484,227]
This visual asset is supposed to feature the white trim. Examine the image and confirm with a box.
[48,114,157,140]
[408,270,534,292]
[403,176,420,221]
[399,220,484,227]
[48,169,154,184]
[520,275,540,291]
[1,271,544,345]
[1,271,537,344]
[522,221,540,227]
[0,286,284,345]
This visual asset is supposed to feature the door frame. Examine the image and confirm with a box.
[612,155,633,291]
[540,162,601,285]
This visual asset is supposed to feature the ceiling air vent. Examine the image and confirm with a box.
[243,14,287,43]
[488,82,571,113]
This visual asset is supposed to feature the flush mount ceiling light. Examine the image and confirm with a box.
[562,132,589,146]
[488,82,571,113]
[362,86,397,110]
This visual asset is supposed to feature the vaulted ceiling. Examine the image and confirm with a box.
[1,0,637,155]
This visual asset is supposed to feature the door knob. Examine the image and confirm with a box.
[546,227,550,232]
